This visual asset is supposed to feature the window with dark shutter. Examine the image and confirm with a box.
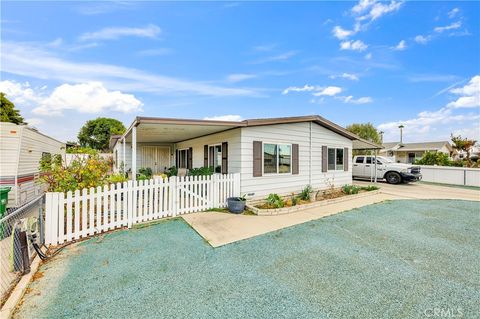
[344,147,349,171]
[176,149,179,168]
[253,141,262,177]
[204,145,208,167]
[292,144,299,174]
[221,142,228,174]
[322,146,328,172]
[187,147,193,169]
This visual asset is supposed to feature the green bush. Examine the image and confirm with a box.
[107,173,128,184]
[361,185,379,191]
[138,167,153,179]
[414,151,451,166]
[165,166,178,177]
[298,185,313,201]
[342,185,360,195]
[66,146,98,155]
[266,193,284,208]
[188,166,214,176]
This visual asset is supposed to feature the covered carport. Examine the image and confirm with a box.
[352,139,384,183]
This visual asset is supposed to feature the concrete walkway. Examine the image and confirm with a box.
[182,182,479,247]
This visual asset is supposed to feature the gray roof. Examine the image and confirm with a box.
[382,141,452,152]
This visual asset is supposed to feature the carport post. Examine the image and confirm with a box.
[374,150,378,183]
[132,125,137,181]
[122,137,126,174]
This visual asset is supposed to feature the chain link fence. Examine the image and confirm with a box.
[0,195,44,307]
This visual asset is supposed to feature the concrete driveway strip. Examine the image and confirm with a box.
[182,182,479,247]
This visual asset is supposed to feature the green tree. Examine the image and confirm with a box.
[0,93,26,124]
[346,123,381,144]
[451,134,477,162]
[77,117,126,151]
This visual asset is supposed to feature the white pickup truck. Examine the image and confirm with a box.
[352,155,422,184]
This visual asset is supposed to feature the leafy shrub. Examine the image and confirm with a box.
[290,193,298,206]
[414,151,451,166]
[266,193,284,208]
[165,166,178,177]
[39,155,111,192]
[107,173,128,184]
[188,166,214,176]
[66,146,98,155]
[361,185,379,191]
[342,185,360,195]
[298,185,313,201]
[138,167,153,179]
[137,174,149,181]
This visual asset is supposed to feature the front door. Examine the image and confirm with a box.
[141,146,170,174]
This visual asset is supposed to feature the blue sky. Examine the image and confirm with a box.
[1,1,479,143]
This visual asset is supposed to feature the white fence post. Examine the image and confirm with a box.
[127,180,134,228]
[234,173,241,197]
[171,176,178,217]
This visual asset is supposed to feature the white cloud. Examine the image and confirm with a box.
[34,82,143,115]
[355,0,404,22]
[252,51,298,64]
[448,8,460,19]
[79,24,161,41]
[282,85,317,95]
[338,95,373,104]
[332,26,355,40]
[1,80,142,116]
[378,75,480,142]
[136,48,172,56]
[24,118,44,126]
[330,73,359,81]
[434,21,461,33]
[447,75,480,109]
[414,35,431,44]
[340,40,368,51]
[312,86,342,97]
[226,73,257,83]
[364,53,372,60]
[1,42,257,97]
[203,115,243,122]
[393,40,406,50]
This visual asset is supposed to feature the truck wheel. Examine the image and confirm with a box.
[385,172,402,184]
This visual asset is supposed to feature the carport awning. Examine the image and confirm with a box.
[352,138,383,150]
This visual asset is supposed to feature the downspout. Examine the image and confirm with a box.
[309,122,312,186]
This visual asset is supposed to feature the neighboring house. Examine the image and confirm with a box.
[379,141,453,164]
[0,122,66,207]
[453,144,480,161]
[110,115,380,199]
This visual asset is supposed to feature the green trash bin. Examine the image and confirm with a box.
[0,187,11,219]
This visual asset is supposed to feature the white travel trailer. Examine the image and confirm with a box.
[0,122,65,208]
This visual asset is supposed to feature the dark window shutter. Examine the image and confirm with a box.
[204,145,208,167]
[175,149,179,168]
[187,147,193,169]
[322,146,328,172]
[344,147,349,171]
[209,146,214,167]
[292,144,299,174]
[253,141,262,177]
[221,142,228,174]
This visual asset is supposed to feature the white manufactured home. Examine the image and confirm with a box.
[110,115,379,200]
[0,122,65,207]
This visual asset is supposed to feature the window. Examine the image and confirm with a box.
[336,148,344,170]
[366,157,372,164]
[263,143,291,174]
[327,148,344,171]
[178,149,188,168]
[355,156,364,164]
[208,145,222,173]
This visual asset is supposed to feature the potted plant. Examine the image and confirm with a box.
[227,194,246,214]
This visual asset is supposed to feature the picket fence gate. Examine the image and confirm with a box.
[45,173,240,246]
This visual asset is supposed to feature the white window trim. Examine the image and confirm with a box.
[327,147,344,171]
[177,148,189,169]
[262,142,293,176]
[207,144,222,173]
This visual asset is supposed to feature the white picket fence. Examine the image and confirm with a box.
[45,173,240,246]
